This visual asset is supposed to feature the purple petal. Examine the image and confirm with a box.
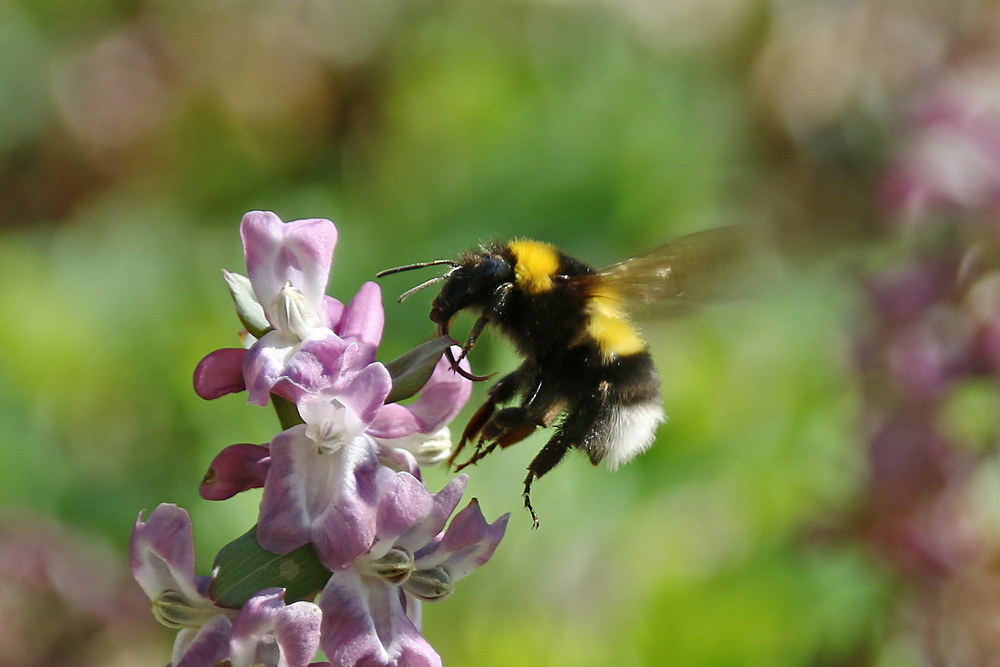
[130,504,200,603]
[243,330,299,406]
[243,330,350,406]
[368,351,472,440]
[396,476,468,555]
[241,211,338,318]
[371,473,436,555]
[367,404,423,440]
[413,500,509,581]
[200,444,271,500]
[336,282,385,356]
[229,589,321,667]
[194,348,248,399]
[323,295,346,331]
[403,350,473,431]
[375,446,421,477]
[229,589,283,665]
[319,570,441,667]
[274,332,354,402]
[274,601,324,667]
[257,427,383,570]
[339,363,393,426]
[174,615,232,667]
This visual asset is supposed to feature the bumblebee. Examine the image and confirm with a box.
[378,225,765,527]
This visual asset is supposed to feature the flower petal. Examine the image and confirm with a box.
[241,211,338,319]
[370,473,436,558]
[243,330,299,405]
[403,349,473,432]
[396,475,469,556]
[200,444,271,501]
[319,570,441,667]
[375,446,421,477]
[368,350,472,440]
[130,504,201,604]
[174,615,232,667]
[322,295,346,331]
[194,348,248,399]
[229,588,322,667]
[257,427,383,571]
[244,329,351,406]
[339,362,393,426]
[413,500,509,581]
[274,331,353,402]
[336,281,385,356]
[273,600,324,667]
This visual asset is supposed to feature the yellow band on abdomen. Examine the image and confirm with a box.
[587,285,645,359]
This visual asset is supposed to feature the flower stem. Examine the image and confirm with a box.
[272,394,304,431]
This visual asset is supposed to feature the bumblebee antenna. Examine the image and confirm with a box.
[376,259,459,278]
[396,273,452,303]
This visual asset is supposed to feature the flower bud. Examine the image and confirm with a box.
[363,547,414,584]
[152,590,224,629]
[404,565,454,602]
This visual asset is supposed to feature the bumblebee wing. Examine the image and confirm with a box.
[584,225,776,317]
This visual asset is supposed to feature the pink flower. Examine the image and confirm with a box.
[319,475,508,667]
[256,426,388,571]
[141,210,502,667]
[130,504,322,667]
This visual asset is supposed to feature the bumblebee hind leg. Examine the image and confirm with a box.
[522,433,572,529]
[523,392,610,528]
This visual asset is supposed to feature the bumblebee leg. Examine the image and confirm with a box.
[523,435,571,530]
[447,371,523,469]
[523,395,608,528]
[481,406,538,443]
[456,314,491,364]
[448,283,513,380]
[453,406,540,471]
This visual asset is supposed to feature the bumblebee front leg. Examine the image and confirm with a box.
[446,283,514,382]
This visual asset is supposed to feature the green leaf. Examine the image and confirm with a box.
[383,336,453,404]
[209,525,331,609]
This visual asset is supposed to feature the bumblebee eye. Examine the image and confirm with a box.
[469,257,509,294]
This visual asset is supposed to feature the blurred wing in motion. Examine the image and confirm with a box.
[586,225,780,317]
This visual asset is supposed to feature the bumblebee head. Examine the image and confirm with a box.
[430,253,513,329]
[375,247,514,334]
[376,248,513,383]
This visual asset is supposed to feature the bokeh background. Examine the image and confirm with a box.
[6,0,1000,664]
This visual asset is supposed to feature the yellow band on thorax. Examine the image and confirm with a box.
[510,240,560,294]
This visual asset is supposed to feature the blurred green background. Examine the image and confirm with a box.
[3,0,996,664]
